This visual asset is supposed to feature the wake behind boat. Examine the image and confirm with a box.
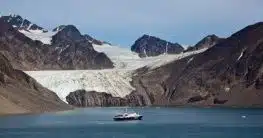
[113,109,143,121]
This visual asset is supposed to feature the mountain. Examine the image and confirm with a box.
[0,14,46,31]
[184,34,224,52]
[0,15,114,70]
[52,25,83,44]
[52,25,109,45]
[4,14,263,108]
[50,25,114,69]
[128,22,263,107]
[0,53,71,114]
[131,34,184,57]
[25,46,206,104]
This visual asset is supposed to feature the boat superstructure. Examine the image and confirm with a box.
[113,109,143,121]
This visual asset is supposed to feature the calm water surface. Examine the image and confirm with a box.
[0,107,263,138]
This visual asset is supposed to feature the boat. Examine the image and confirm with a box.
[113,109,143,121]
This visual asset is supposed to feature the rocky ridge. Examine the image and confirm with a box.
[66,22,263,107]
[0,15,114,70]
[184,34,224,52]
[129,22,263,107]
[1,14,46,31]
[131,34,184,57]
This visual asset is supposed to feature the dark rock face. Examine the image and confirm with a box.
[66,89,146,107]
[129,22,263,107]
[0,53,71,114]
[0,17,114,70]
[184,34,224,52]
[66,90,127,107]
[52,25,82,44]
[195,34,223,49]
[50,25,114,69]
[52,25,109,45]
[131,34,184,57]
[0,18,43,70]
[0,14,45,31]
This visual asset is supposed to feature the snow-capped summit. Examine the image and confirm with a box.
[0,14,111,46]
[0,15,114,70]
[0,14,56,44]
[0,14,46,31]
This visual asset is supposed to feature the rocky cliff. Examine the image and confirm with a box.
[131,34,184,57]
[66,90,127,107]
[66,90,146,107]
[50,25,114,69]
[66,22,263,107]
[1,14,46,31]
[129,22,263,107]
[0,53,72,114]
[0,15,114,70]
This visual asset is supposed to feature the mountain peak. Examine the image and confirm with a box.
[51,25,83,45]
[53,25,79,33]
[195,34,223,49]
[202,34,220,42]
[140,34,162,41]
[0,14,45,31]
[131,34,184,57]
[141,34,151,38]
[184,34,223,52]
[62,25,80,33]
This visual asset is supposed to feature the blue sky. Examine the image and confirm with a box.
[1,0,263,47]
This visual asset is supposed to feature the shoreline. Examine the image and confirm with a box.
[2,104,263,117]
[0,108,74,117]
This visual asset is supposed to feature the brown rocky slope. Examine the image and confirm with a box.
[129,22,263,107]
[0,53,72,114]
[66,22,263,107]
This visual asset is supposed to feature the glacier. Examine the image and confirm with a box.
[25,44,207,102]
[25,69,134,102]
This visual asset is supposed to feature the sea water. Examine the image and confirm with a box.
[0,107,263,138]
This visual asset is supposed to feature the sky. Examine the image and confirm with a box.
[1,0,263,47]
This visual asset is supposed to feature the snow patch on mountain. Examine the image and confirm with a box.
[19,29,57,44]
[93,44,206,70]
[93,44,141,69]
[237,50,245,61]
[147,48,207,69]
